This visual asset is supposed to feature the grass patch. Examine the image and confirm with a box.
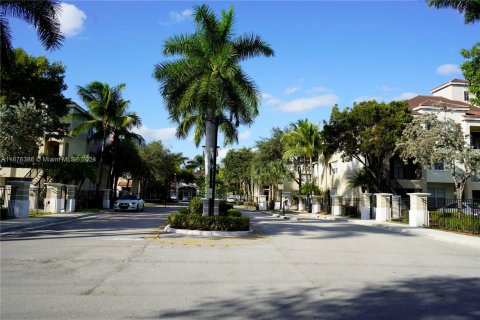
[29,210,53,217]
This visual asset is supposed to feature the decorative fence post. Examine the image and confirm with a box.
[9,181,31,218]
[331,195,343,216]
[214,199,220,216]
[29,185,40,211]
[202,198,209,216]
[45,183,63,214]
[66,185,77,212]
[102,189,111,209]
[407,193,430,227]
[375,193,393,222]
[311,195,321,214]
[298,196,305,211]
[360,193,372,220]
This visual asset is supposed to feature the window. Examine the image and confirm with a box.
[434,162,444,170]
[329,161,338,175]
[330,188,337,196]
[470,132,480,149]
[464,91,470,102]
[428,188,446,209]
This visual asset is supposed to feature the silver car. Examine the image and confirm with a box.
[114,195,145,212]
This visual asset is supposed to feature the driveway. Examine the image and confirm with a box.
[1,206,479,319]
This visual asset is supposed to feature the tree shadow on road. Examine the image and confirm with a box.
[154,276,480,320]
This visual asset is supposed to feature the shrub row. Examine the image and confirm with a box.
[167,213,250,231]
[429,211,479,234]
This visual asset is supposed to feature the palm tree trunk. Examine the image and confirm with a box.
[96,137,106,195]
[204,107,216,215]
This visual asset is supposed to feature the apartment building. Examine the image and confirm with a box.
[317,78,480,204]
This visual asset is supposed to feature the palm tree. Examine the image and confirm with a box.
[0,0,64,68]
[71,81,143,194]
[283,119,324,210]
[154,4,274,213]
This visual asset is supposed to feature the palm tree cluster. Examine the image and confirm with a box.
[71,82,144,193]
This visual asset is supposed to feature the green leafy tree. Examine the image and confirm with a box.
[397,110,480,213]
[0,0,64,68]
[251,128,292,210]
[323,100,413,193]
[111,139,145,195]
[71,81,143,193]
[283,119,324,189]
[0,48,70,135]
[38,155,96,189]
[0,101,44,158]
[222,148,254,200]
[427,0,480,24]
[461,42,480,106]
[154,4,274,203]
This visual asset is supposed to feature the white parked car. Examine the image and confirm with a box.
[226,196,236,203]
[114,195,145,212]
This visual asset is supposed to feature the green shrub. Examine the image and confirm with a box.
[227,209,241,217]
[219,201,234,214]
[178,207,189,214]
[429,210,480,234]
[189,197,203,214]
[167,212,250,231]
[401,211,409,224]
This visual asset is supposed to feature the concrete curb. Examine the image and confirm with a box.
[164,225,253,237]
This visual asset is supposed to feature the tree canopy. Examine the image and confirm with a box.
[0,48,70,135]
[461,42,480,106]
[0,0,64,68]
[323,100,413,192]
[427,0,480,24]
[397,110,480,203]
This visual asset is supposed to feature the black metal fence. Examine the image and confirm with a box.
[342,197,361,218]
[76,190,102,211]
[428,199,480,235]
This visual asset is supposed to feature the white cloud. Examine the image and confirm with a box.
[392,92,418,101]
[381,85,400,93]
[278,94,338,113]
[262,92,282,107]
[238,130,251,141]
[352,96,383,103]
[436,64,461,75]
[307,86,331,94]
[284,86,300,95]
[161,9,193,25]
[133,126,177,142]
[58,3,86,37]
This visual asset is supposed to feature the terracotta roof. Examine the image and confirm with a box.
[408,95,480,119]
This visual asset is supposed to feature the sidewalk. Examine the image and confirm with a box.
[0,211,105,234]
[294,212,480,249]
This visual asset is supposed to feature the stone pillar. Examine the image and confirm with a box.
[8,181,31,218]
[29,185,40,210]
[298,196,305,211]
[102,189,111,209]
[360,193,372,220]
[66,185,77,212]
[311,195,321,213]
[44,183,63,214]
[375,193,393,222]
[202,198,209,216]
[259,195,267,210]
[408,193,430,227]
[331,195,343,216]
[4,185,12,208]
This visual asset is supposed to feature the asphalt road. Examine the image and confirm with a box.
[1,205,479,320]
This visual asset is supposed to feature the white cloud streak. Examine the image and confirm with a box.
[161,9,193,25]
[59,3,86,37]
[436,64,461,75]
[238,130,251,141]
[278,94,338,112]
[307,86,331,94]
[392,92,418,101]
[133,126,177,142]
[284,86,300,95]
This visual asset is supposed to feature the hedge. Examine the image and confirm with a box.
[167,212,250,231]
[429,210,479,234]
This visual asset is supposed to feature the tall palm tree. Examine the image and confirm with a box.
[283,119,324,210]
[154,4,274,209]
[0,0,64,68]
[71,81,143,193]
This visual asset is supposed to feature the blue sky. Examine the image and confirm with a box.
[9,1,479,160]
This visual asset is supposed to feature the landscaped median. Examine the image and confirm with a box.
[163,197,252,237]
